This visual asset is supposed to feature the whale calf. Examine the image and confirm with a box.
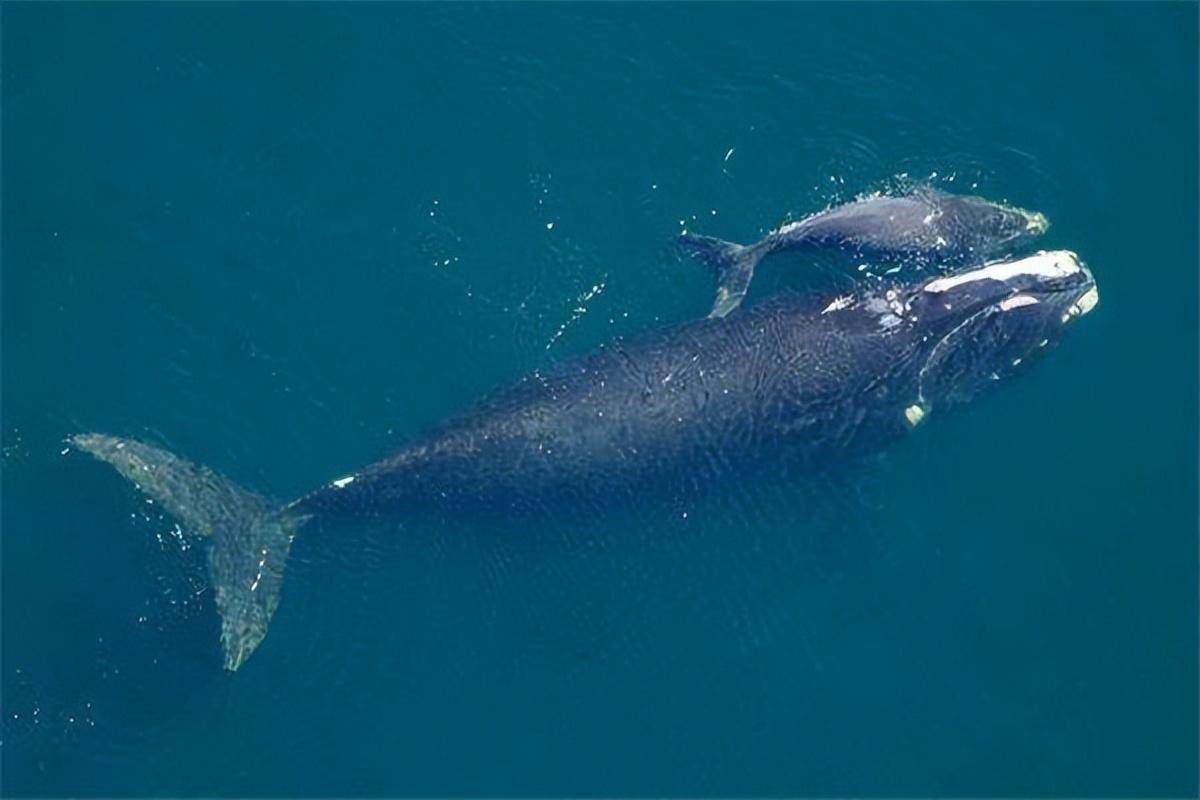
[680,188,1050,317]
[73,250,1097,671]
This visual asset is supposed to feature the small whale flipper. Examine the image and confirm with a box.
[678,233,765,318]
[71,433,309,671]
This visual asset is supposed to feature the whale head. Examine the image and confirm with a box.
[901,250,1098,413]
[940,194,1051,257]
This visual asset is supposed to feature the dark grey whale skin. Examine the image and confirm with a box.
[292,293,915,519]
[292,290,938,519]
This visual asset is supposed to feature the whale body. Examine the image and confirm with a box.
[73,250,1096,671]
[680,188,1050,317]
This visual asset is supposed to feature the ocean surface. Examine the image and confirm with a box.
[3,3,1197,796]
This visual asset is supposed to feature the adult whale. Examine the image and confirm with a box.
[680,188,1049,317]
[73,251,1097,671]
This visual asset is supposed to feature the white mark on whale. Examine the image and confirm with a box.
[998,294,1039,311]
[1075,286,1099,315]
[1062,286,1100,322]
[331,475,356,489]
[904,404,927,426]
[924,251,1083,293]
[249,547,268,592]
[821,295,855,314]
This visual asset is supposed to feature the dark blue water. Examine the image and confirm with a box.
[3,3,1196,795]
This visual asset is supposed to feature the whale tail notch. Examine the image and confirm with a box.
[70,433,309,671]
[677,233,765,318]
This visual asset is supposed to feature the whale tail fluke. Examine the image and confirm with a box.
[71,433,308,671]
[677,233,765,318]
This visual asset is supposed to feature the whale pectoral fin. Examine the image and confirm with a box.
[72,433,309,671]
[710,264,756,319]
[677,233,763,318]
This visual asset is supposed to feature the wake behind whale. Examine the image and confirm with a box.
[72,239,1098,671]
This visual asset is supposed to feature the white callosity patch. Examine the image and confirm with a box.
[862,295,903,330]
[1062,285,1100,322]
[998,294,1039,311]
[1023,210,1050,234]
[1074,286,1099,315]
[331,475,356,489]
[904,404,927,427]
[923,250,1082,293]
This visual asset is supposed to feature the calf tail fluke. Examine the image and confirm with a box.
[677,233,764,318]
[71,433,307,671]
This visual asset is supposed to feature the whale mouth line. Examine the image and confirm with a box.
[915,302,998,406]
